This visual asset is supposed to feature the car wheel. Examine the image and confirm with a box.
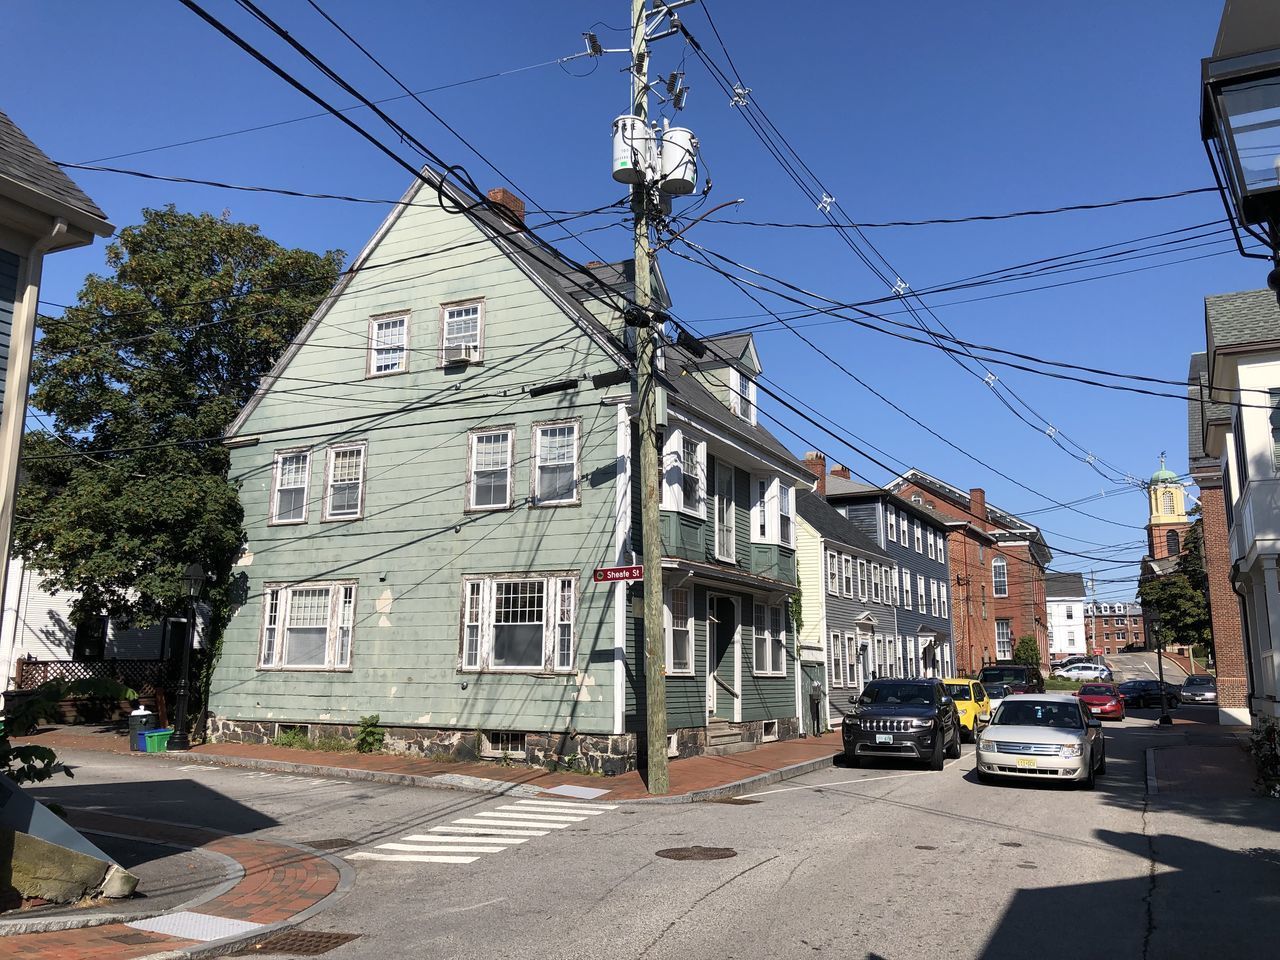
[929,734,945,771]
[1097,741,1107,776]
[1080,751,1096,790]
[946,727,962,759]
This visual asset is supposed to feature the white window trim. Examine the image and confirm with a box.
[665,586,694,676]
[259,581,357,671]
[891,564,900,606]
[917,574,926,614]
[914,521,923,553]
[872,564,882,604]
[777,481,794,548]
[930,579,939,617]
[468,428,514,511]
[752,603,786,677]
[458,573,578,674]
[829,631,844,688]
[886,506,897,542]
[750,476,793,547]
[857,558,868,601]
[728,367,758,424]
[752,476,771,544]
[992,557,1009,598]
[322,443,367,522]
[842,555,854,597]
[940,583,948,619]
[936,536,944,565]
[665,429,707,518]
[714,460,737,563]
[899,513,908,544]
[927,529,935,560]
[368,312,410,378]
[902,567,912,610]
[531,419,581,507]
[439,299,484,366]
[827,550,840,596]
[270,448,311,526]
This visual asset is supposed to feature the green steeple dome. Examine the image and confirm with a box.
[1151,453,1177,484]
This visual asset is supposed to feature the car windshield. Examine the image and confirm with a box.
[1184,677,1215,687]
[1118,681,1148,691]
[1079,685,1113,696]
[992,700,1083,729]
[860,683,937,706]
[985,684,1009,698]
[944,683,972,701]
[979,668,1026,684]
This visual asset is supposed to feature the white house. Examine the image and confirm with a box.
[1045,572,1086,660]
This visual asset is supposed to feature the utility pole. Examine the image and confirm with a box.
[632,0,668,794]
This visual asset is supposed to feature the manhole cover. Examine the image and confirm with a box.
[655,846,737,861]
[999,841,1023,848]
[302,838,356,850]
[232,930,361,956]
[712,797,761,805]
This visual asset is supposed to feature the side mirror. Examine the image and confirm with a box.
[848,696,859,705]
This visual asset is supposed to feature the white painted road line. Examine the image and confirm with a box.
[744,769,932,798]
[514,799,618,811]
[377,843,508,854]
[348,852,479,864]
[481,814,586,829]
[454,817,571,830]
[510,802,606,815]
[430,825,550,837]
[403,834,529,844]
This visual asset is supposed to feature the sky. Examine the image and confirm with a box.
[6,0,1260,603]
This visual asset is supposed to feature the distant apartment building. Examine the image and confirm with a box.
[1046,572,1086,659]
[1083,600,1144,656]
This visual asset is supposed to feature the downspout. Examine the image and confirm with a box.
[1230,560,1259,712]
[0,217,67,667]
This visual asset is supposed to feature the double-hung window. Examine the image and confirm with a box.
[927,529,935,560]
[899,513,908,543]
[778,483,794,546]
[936,536,944,565]
[729,368,758,423]
[668,431,706,516]
[272,450,310,524]
[891,564,900,606]
[914,521,923,553]
[460,574,577,672]
[917,574,926,613]
[857,558,868,601]
[930,579,939,617]
[469,429,513,510]
[666,587,693,675]
[827,551,840,595]
[842,555,854,597]
[753,604,786,676]
[533,421,579,505]
[887,506,897,542]
[902,567,912,609]
[259,582,356,670]
[750,477,794,546]
[324,444,366,520]
[714,461,736,562]
[939,583,948,618]
[992,557,1009,598]
[872,565,882,603]
[996,619,1013,660]
[441,301,482,364]
[829,631,844,688]
[369,313,408,375]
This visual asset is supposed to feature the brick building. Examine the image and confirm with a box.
[887,470,1051,671]
[1083,600,1144,656]
[1188,349,1249,725]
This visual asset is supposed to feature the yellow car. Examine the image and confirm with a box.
[943,678,993,742]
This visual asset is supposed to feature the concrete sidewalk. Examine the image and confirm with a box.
[13,725,845,802]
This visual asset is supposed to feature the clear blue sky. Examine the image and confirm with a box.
[7,1,1256,600]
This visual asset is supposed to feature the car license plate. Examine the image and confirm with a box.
[1016,758,1037,769]
[1090,706,1102,713]
[875,734,893,745]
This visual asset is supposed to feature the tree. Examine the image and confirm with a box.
[1139,519,1211,656]
[1012,635,1040,667]
[14,205,341,669]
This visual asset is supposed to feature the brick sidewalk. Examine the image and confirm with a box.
[16,725,844,801]
[3,809,346,959]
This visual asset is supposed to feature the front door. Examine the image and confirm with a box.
[707,595,738,721]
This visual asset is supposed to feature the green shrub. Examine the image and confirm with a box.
[356,715,385,754]
[1251,717,1280,799]
[312,733,353,752]
[273,727,310,749]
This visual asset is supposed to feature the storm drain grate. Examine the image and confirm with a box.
[711,797,761,805]
[233,930,361,956]
[656,846,737,861]
[302,838,357,850]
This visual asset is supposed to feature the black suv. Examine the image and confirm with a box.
[978,664,1045,695]
[843,679,962,771]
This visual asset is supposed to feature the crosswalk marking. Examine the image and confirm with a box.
[376,843,507,854]
[454,816,571,829]
[511,801,607,815]
[429,825,549,837]
[403,834,529,844]
[485,810,586,823]
[348,852,478,864]
[517,799,617,811]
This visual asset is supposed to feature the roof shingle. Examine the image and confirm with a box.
[0,109,108,223]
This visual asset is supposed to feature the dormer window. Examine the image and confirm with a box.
[728,367,757,424]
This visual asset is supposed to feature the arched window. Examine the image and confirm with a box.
[1161,489,1175,514]
[992,557,1008,597]
[1166,529,1180,556]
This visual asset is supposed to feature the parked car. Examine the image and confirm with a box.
[843,678,963,771]
[1181,675,1218,704]
[984,683,1012,715]
[1162,681,1183,707]
[978,664,1045,695]
[1118,679,1169,709]
[943,678,993,742]
[1054,655,1093,670]
[977,694,1106,789]
[1075,682,1125,721]
[1121,643,1145,653]
[1053,663,1114,682]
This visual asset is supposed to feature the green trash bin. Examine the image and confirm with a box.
[144,729,174,753]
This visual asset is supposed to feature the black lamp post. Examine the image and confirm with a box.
[167,562,206,751]
[1201,1,1280,296]
[1150,613,1173,727]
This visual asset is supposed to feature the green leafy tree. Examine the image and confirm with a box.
[1139,519,1211,656]
[1,679,134,784]
[14,206,341,727]
[1012,635,1040,667]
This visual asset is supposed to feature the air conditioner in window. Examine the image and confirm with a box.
[443,342,478,366]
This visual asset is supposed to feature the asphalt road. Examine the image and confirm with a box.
[1106,651,1189,683]
[31,719,1280,960]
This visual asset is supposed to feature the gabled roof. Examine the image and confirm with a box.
[796,489,890,560]
[823,473,955,530]
[825,474,879,497]
[1206,289,1280,359]
[1045,571,1086,599]
[0,109,111,233]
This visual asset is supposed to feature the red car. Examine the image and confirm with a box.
[1076,682,1125,721]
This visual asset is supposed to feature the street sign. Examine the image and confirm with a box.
[593,565,643,583]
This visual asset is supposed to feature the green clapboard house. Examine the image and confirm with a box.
[209,172,812,773]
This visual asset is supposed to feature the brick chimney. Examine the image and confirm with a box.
[830,464,852,480]
[803,451,826,496]
[487,187,525,226]
[969,487,988,524]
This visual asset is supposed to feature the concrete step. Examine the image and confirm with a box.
[704,740,756,758]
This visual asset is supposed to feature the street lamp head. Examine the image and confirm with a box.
[181,562,206,599]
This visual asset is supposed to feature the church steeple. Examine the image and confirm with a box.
[1147,453,1188,560]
